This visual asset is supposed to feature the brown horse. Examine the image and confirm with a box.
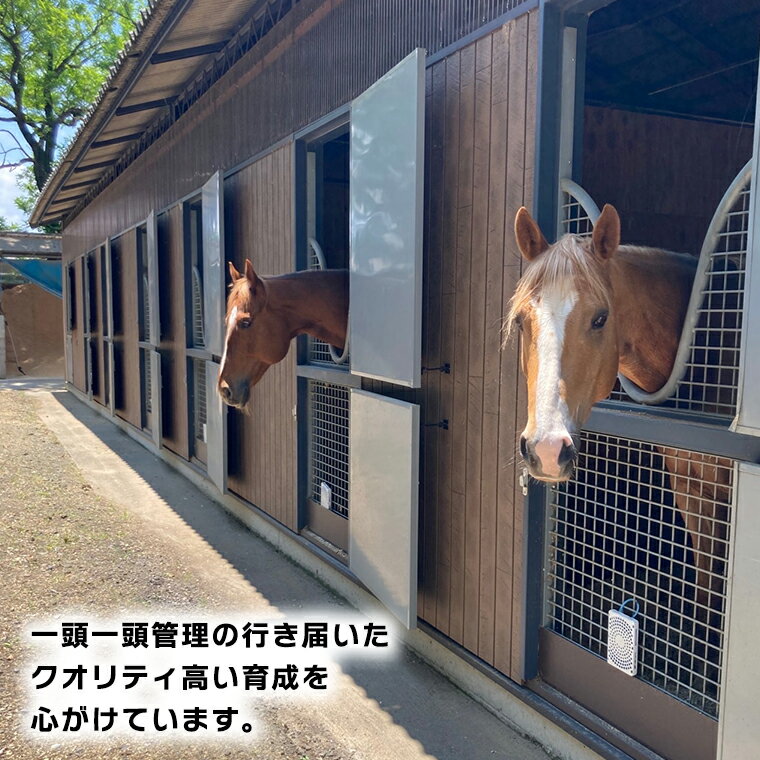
[506,205,730,610]
[218,259,348,408]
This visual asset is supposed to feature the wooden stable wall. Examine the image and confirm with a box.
[70,260,86,393]
[225,146,298,532]
[158,205,190,460]
[582,106,754,257]
[59,0,540,684]
[92,249,106,406]
[111,230,141,429]
[417,11,537,680]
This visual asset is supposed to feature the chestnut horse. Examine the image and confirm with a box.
[506,205,730,611]
[218,259,348,408]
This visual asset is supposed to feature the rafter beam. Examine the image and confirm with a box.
[150,40,228,64]
[115,97,176,116]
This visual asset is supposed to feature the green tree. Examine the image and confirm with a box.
[0,0,142,216]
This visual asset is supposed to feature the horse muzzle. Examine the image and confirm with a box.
[520,434,578,482]
[218,379,250,409]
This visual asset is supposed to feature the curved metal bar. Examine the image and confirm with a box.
[559,177,601,233]
[307,237,349,365]
[618,159,751,404]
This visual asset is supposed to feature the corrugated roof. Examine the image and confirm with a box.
[31,0,289,227]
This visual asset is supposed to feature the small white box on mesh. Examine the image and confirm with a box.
[202,423,207,444]
[607,609,639,676]
[320,482,332,510]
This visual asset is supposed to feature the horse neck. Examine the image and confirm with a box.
[608,247,696,393]
[265,269,348,347]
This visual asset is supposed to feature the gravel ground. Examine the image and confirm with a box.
[0,390,355,760]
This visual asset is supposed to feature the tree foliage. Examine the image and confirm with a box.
[0,0,141,199]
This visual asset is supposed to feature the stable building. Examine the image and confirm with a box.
[33,2,760,759]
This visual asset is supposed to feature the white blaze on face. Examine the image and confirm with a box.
[219,305,237,377]
[531,285,577,477]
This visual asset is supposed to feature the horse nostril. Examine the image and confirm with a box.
[519,436,529,459]
[558,441,577,467]
[219,383,231,400]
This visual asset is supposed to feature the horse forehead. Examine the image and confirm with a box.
[532,284,578,328]
[226,305,238,327]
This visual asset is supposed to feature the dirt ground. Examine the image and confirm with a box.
[0,391,324,760]
[0,388,556,760]
[2,283,65,378]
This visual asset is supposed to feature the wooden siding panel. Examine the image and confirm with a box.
[582,106,753,259]
[92,248,106,406]
[224,145,297,531]
[158,205,190,459]
[71,258,86,392]
[418,12,537,682]
[113,230,142,430]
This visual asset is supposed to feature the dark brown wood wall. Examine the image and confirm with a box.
[61,0,534,258]
[582,106,754,257]
[71,258,86,392]
[92,249,106,406]
[112,230,142,429]
[224,145,297,531]
[59,0,539,682]
[158,205,190,459]
[417,11,537,681]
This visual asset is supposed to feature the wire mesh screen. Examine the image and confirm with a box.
[141,348,152,416]
[546,432,733,718]
[306,243,348,369]
[191,266,205,348]
[559,189,596,237]
[308,380,349,519]
[192,358,207,444]
[665,182,749,416]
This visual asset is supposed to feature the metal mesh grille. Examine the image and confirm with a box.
[142,273,151,343]
[141,348,152,415]
[308,380,349,519]
[559,190,595,237]
[666,184,749,416]
[306,243,348,369]
[191,266,205,348]
[546,432,733,718]
[193,358,207,443]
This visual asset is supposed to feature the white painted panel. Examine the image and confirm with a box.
[349,389,419,628]
[202,171,225,358]
[146,211,160,347]
[206,360,227,494]
[734,58,760,434]
[349,48,425,388]
[718,463,760,759]
[150,349,162,449]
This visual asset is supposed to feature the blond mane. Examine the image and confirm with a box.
[504,235,612,341]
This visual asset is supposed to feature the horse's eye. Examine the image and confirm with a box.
[238,318,252,329]
[515,314,524,331]
[591,311,608,330]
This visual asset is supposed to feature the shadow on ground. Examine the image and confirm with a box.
[42,390,549,760]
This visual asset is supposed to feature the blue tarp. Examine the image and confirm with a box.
[1,257,62,298]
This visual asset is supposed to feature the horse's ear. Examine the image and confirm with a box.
[228,261,241,282]
[592,204,620,260]
[515,207,549,262]
[244,259,262,290]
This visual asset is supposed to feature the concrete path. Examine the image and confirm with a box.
[10,382,555,760]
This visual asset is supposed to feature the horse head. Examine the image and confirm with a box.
[217,259,292,408]
[506,204,621,482]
